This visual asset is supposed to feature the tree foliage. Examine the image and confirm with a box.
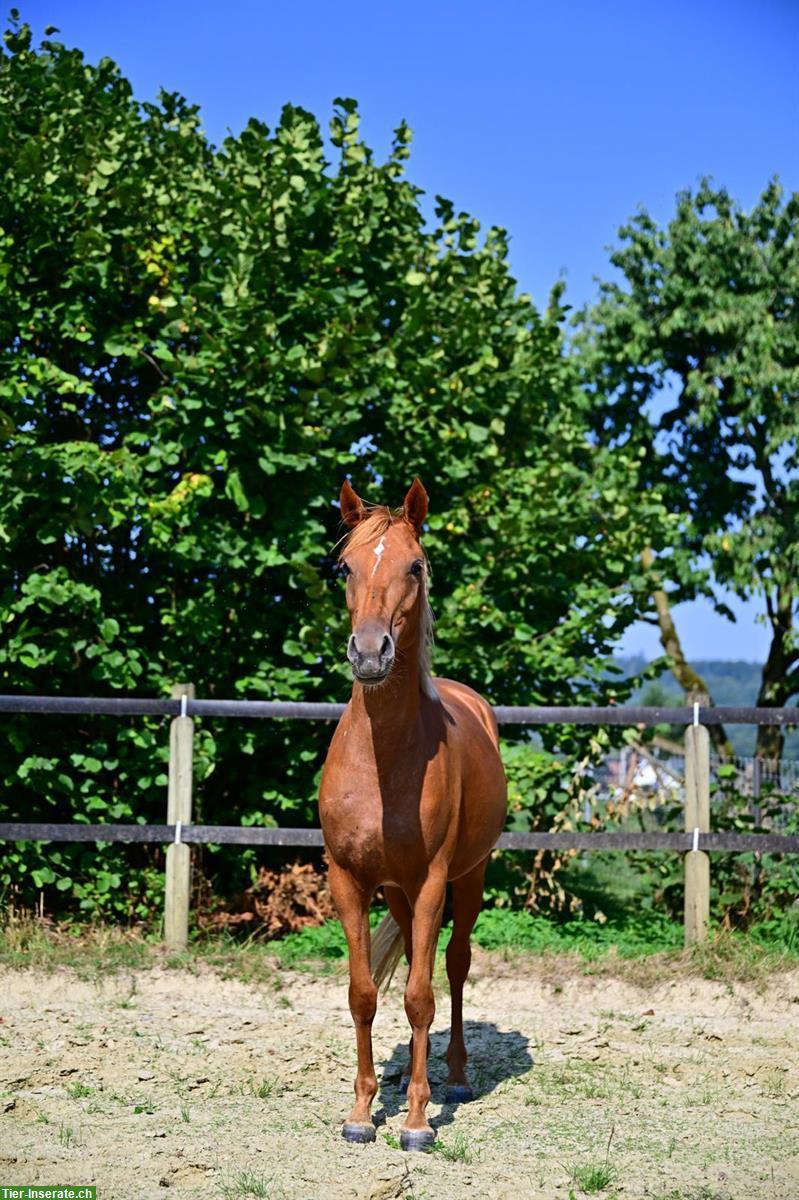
[577,180,799,758]
[0,18,663,913]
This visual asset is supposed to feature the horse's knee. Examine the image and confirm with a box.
[349,979,377,1025]
[404,980,434,1029]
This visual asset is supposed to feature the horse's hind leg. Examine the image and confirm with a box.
[445,855,488,1103]
[385,885,421,1092]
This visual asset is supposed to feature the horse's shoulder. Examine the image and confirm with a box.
[430,678,498,739]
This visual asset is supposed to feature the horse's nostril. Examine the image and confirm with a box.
[347,630,393,672]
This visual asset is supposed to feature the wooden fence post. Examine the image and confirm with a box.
[164,683,195,950]
[684,720,711,945]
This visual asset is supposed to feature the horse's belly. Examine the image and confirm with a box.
[446,762,507,881]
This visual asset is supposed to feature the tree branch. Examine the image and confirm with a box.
[641,546,734,758]
[138,347,170,383]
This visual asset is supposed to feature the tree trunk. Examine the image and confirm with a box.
[641,548,733,758]
[755,585,795,763]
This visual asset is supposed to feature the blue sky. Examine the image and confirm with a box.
[24,0,799,661]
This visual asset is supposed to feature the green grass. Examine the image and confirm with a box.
[1,903,796,987]
[470,906,684,958]
[264,906,389,967]
[265,905,797,977]
[265,918,350,966]
[246,904,686,964]
[263,907,797,989]
[0,917,153,978]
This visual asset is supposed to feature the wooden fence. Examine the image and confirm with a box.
[1,686,798,951]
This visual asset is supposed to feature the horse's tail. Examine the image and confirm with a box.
[370,913,405,990]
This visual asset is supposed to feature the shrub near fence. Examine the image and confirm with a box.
[1,687,798,950]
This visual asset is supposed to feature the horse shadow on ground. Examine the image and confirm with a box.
[374,1021,533,1133]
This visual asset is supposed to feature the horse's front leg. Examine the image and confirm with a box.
[402,872,447,1151]
[328,860,378,1143]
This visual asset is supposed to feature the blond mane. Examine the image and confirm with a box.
[338,508,439,701]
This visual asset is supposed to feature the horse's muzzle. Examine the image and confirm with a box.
[347,629,395,683]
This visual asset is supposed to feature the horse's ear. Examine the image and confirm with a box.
[403,478,428,535]
[339,479,366,528]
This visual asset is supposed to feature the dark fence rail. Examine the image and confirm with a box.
[2,689,797,949]
[1,824,798,854]
[1,694,798,726]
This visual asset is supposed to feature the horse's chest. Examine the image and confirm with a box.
[320,754,449,884]
[323,791,388,876]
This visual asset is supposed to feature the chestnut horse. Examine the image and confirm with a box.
[319,479,506,1150]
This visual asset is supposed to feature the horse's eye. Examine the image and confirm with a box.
[339,562,352,579]
[410,560,424,578]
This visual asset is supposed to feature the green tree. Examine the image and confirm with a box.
[0,17,665,914]
[577,180,799,760]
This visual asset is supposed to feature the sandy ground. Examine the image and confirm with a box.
[1,954,798,1200]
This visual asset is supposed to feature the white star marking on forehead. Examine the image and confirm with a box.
[370,536,386,577]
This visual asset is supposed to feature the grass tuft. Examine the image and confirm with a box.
[58,1122,78,1147]
[432,1130,473,1163]
[219,1171,281,1199]
[247,1077,283,1100]
[569,1161,617,1193]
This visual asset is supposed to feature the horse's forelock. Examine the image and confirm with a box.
[337,506,401,557]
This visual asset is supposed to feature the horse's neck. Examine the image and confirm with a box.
[350,648,423,738]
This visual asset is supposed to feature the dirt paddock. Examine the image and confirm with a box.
[1,952,797,1200]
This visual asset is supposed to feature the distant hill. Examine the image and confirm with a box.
[616,657,799,758]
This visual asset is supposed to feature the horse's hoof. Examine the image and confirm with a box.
[399,1075,410,1095]
[444,1084,474,1103]
[400,1128,436,1152]
[342,1122,376,1144]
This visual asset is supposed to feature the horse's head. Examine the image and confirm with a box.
[337,478,433,690]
